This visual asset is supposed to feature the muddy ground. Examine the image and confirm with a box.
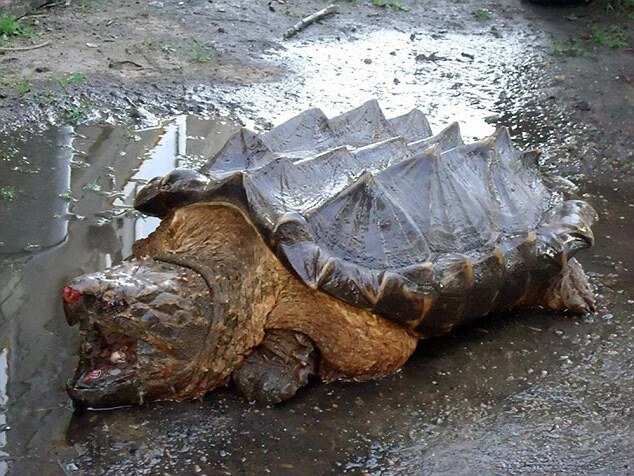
[0,0,633,475]
[1,0,632,180]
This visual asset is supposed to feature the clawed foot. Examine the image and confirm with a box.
[544,258,596,314]
[232,330,317,404]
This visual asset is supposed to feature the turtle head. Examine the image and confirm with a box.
[63,259,222,408]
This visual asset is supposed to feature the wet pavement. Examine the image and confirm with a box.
[1,1,633,475]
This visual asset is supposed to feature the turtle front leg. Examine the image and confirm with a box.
[266,276,420,382]
[232,330,317,404]
[543,258,596,314]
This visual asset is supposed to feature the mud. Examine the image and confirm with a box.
[0,0,633,474]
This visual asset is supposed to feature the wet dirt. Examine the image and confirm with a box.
[0,0,633,475]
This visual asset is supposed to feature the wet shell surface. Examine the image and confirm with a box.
[136,100,597,335]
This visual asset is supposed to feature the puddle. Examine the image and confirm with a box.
[213,28,543,140]
[0,116,239,474]
[0,116,237,256]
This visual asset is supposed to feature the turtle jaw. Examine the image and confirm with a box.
[62,260,233,407]
[63,291,194,408]
[68,361,142,408]
[64,286,146,407]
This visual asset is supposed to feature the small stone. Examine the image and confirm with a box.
[363,58,372,64]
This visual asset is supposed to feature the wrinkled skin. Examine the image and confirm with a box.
[64,260,214,406]
[64,204,418,406]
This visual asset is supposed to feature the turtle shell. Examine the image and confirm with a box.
[135,100,597,334]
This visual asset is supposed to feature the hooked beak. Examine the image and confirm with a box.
[62,285,143,408]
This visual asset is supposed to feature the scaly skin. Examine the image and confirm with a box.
[65,203,418,406]
[543,257,595,314]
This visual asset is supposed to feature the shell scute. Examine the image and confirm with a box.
[135,102,597,327]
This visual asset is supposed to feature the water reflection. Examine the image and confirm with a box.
[0,128,73,254]
[0,115,238,474]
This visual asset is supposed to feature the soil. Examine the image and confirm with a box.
[0,0,632,474]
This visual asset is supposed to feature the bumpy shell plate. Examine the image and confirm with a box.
[135,100,596,334]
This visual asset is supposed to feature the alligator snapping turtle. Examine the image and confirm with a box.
[63,100,597,407]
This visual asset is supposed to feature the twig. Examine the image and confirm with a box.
[0,41,51,53]
[283,4,338,40]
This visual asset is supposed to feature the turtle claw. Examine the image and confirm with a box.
[233,330,317,404]
[544,257,596,314]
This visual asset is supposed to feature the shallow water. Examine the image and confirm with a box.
[212,28,544,138]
